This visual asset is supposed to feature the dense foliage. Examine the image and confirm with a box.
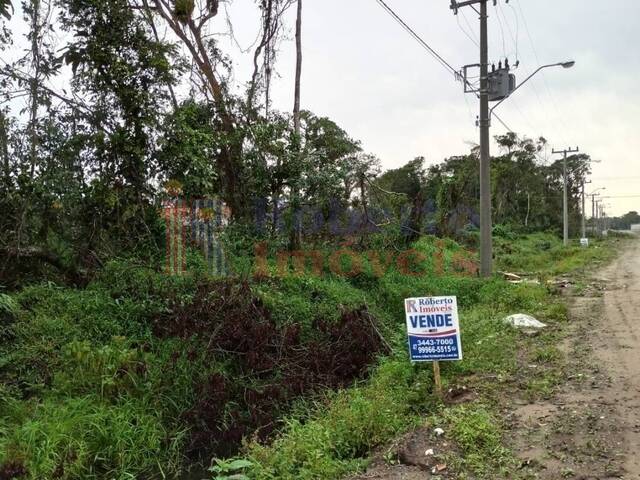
[607,210,640,230]
[0,0,595,286]
[0,1,626,479]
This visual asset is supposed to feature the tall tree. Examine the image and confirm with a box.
[288,0,303,248]
[58,0,178,253]
[137,0,294,218]
[27,0,40,175]
[293,0,302,135]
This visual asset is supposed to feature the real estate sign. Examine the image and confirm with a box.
[405,296,462,362]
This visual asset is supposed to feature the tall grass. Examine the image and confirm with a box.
[0,233,618,479]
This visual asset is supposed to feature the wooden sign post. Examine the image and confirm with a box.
[433,360,443,398]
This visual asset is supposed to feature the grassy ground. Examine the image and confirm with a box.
[0,233,621,479]
[237,234,621,480]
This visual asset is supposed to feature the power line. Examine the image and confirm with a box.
[592,176,640,181]
[373,0,477,127]
[515,0,572,146]
[460,9,479,45]
[374,0,459,78]
[493,1,507,59]
[506,2,520,62]
[497,1,517,58]
[456,11,479,47]
[373,0,547,163]
[600,195,640,199]
[512,0,563,144]
[491,112,549,163]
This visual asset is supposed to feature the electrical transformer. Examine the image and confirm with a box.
[488,68,516,102]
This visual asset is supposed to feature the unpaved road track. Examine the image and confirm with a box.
[513,239,640,479]
[596,239,640,478]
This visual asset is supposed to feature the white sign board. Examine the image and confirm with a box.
[580,238,589,247]
[404,296,462,362]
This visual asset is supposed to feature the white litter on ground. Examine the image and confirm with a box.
[503,313,547,329]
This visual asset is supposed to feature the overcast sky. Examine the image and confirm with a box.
[7,0,639,217]
[224,0,639,217]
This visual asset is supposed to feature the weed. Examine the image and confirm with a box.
[436,404,517,476]
[533,345,562,364]
[208,458,253,480]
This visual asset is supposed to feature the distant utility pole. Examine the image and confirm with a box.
[581,180,591,239]
[552,147,579,246]
[598,202,604,234]
[589,188,605,236]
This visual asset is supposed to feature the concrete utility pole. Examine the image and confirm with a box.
[478,0,491,277]
[450,0,492,277]
[552,147,579,246]
[451,0,574,276]
[581,180,591,239]
[589,188,605,235]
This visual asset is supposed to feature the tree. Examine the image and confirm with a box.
[293,0,302,135]
[610,211,640,230]
[373,157,428,241]
[287,0,302,248]
[156,101,219,199]
[137,0,295,218]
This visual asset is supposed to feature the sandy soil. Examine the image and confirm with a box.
[512,239,640,479]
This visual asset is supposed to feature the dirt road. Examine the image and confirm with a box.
[599,239,640,477]
[513,239,640,479]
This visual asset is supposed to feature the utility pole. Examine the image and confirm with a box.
[449,1,574,273]
[581,180,591,239]
[450,0,493,277]
[478,0,491,277]
[552,147,579,246]
[588,188,605,235]
[591,194,598,232]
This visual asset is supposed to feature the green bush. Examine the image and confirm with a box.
[244,360,423,480]
[0,395,185,479]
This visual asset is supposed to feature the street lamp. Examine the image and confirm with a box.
[490,61,575,117]
[589,187,606,197]
[484,60,576,247]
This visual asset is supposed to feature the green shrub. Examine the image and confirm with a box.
[0,395,185,479]
[244,360,423,480]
